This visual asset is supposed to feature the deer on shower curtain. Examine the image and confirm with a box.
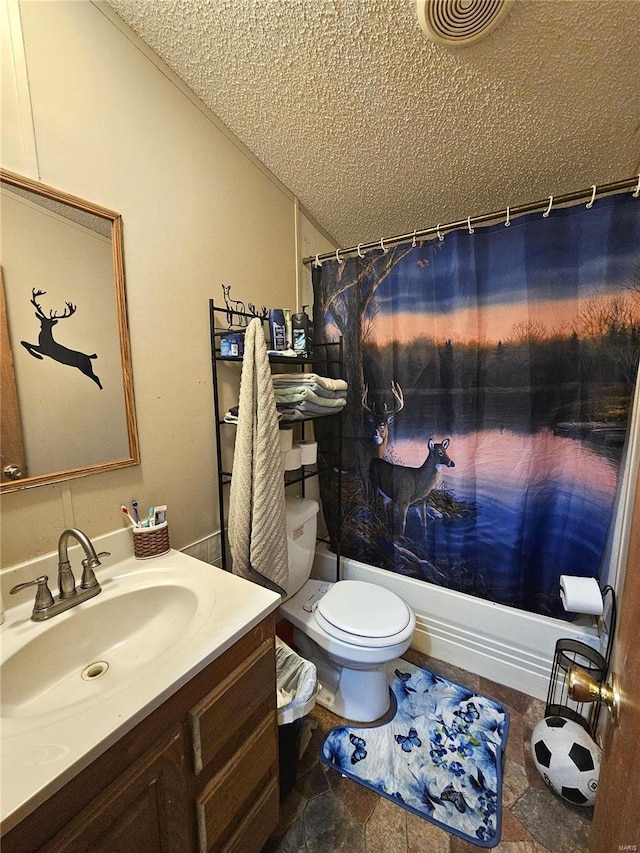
[312,192,640,619]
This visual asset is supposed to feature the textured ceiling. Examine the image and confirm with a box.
[105,0,640,248]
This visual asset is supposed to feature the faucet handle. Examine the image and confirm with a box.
[80,551,109,589]
[10,575,55,612]
[82,550,110,569]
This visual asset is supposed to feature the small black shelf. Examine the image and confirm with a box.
[214,350,341,367]
[218,412,343,427]
[220,464,331,483]
[209,300,343,576]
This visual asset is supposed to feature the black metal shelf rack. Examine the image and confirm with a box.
[209,300,343,576]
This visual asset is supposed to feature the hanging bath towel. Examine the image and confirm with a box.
[228,318,289,594]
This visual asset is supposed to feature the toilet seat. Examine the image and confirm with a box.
[314,580,412,648]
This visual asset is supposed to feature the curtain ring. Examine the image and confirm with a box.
[336,248,343,264]
[380,237,387,253]
[633,175,640,198]
[357,243,365,258]
[437,224,444,242]
[467,216,474,235]
[412,229,417,248]
[313,254,322,267]
[586,184,597,209]
[543,196,553,218]
[505,206,511,227]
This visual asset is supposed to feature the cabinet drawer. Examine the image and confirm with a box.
[196,714,277,853]
[220,776,279,853]
[189,638,274,776]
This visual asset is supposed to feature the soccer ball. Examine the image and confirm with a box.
[531,716,601,807]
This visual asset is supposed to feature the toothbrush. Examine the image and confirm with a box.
[131,499,140,525]
[121,505,138,527]
[146,507,154,527]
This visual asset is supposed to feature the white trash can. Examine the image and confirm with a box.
[275,637,319,798]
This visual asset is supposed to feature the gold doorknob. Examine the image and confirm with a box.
[568,666,620,726]
[3,464,23,480]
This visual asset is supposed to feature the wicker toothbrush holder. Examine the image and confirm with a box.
[132,521,170,559]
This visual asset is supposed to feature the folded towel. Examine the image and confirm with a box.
[274,386,347,407]
[228,318,288,594]
[277,400,346,419]
[272,380,345,398]
[271,372,348,392]
[267,348,297,358]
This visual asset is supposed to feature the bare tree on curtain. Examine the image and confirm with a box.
[312,244,415,439]
[311,244,416,553]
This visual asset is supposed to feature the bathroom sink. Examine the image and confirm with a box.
[1,582,202,718]
[0,535,281,830]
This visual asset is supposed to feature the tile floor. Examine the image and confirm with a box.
[264,649,593,853]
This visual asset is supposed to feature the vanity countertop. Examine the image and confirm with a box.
[0,533,281,832]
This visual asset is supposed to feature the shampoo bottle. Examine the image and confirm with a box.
[292,305,311,357]
[269,309,287,350]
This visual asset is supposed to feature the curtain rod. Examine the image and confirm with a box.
[302,176,640,266]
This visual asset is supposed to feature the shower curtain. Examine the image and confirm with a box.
[312,192,640,619]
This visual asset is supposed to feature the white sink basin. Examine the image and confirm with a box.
[1,582,204,718]
[0,532,281,831]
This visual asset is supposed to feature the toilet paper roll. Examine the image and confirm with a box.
[278,427,294,452]
[559,575,604,616]
[282,446,302,471]
[295,440,318,465]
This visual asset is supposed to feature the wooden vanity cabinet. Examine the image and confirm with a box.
[1,615,279,853]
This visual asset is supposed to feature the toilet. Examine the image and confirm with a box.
[278,497,416,722]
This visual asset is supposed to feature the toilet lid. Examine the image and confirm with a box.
[315,580,411,642]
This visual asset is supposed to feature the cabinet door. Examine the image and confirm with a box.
[40,729,192,853]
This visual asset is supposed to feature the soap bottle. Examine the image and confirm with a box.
[292,305,311,357]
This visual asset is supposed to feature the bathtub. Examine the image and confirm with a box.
[312,543,601,701]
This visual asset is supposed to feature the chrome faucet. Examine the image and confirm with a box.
[10,528,110,622]
[57,528,107,597]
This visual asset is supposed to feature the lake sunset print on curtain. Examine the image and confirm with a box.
[312,192,640,619]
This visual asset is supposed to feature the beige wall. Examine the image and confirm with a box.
[0,0,334,566]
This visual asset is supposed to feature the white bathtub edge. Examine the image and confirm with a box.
[312,543,600,702]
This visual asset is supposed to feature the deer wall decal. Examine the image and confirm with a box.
[20,289,103,389]
[370,437,455,535]
[353,381,404,497]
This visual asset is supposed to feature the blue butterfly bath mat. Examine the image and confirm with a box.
[320,660,509,848]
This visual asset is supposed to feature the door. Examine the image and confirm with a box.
[589,466,640,851]
[0,271,27,482]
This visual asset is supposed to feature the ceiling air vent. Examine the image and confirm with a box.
[417,0,513,47]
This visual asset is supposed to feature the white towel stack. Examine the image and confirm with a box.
[271,373,348,420]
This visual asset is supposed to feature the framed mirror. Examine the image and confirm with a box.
[0,168,139,491]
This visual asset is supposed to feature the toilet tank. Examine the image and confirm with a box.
[285,497,319,597]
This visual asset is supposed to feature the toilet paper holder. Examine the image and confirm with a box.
[545,585,616,737]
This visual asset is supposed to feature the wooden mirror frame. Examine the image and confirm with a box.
[0,168,139,491]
